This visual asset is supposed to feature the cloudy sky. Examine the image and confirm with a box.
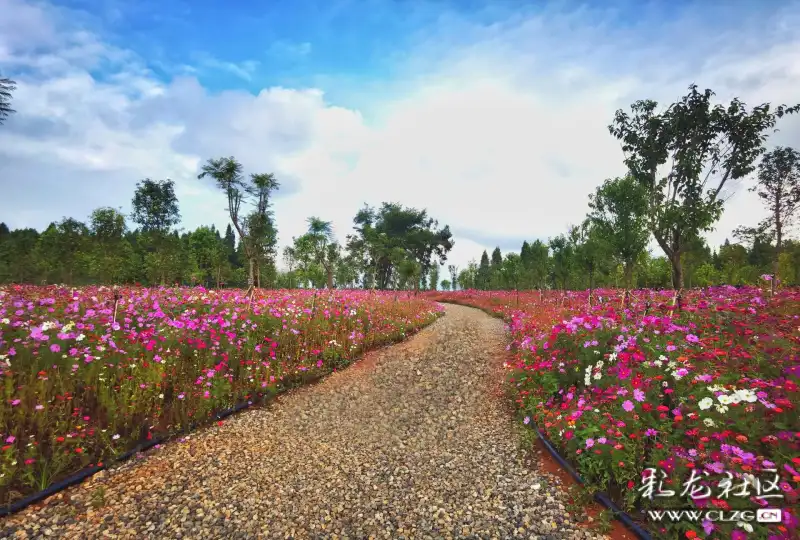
[1,0,799,273]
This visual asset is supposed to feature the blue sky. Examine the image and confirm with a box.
[1,0,800,271]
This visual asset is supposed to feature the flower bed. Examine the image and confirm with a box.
[0,286,443,505]
[426,288,799,540]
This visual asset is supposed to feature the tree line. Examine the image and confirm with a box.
[2,81,799,292]
[450,85,800,294]
[0,163,455,290]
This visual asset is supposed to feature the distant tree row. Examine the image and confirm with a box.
[452,85,800,293]
[0,159,455,290]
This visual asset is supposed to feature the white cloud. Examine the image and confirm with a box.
[1,0,800,278]
[192,53,260,81]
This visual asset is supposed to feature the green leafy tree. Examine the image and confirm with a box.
[346,203,453,290]
[447,264,458,291]
[736,146,800,290]
[198,157,256,288]
[489,247,503,289]
[304,216,338,289]
[549,235,573,291]
[609,84,799,288]
[588,175,649,290]
[35,218,89,284]
[500,253,521,291]
[527,240,550,291]
[477,250,491,290]
[131,179,181,285]
[187,226,228,287]
[0,228,39,282]
[428,265,440,291]
[88,207,131,284]
[719,240,749,284]
[693,262,721,287]
[245,173,280,287]
[570,220,608,297]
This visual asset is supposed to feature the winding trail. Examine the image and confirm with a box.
[1,305,595,540]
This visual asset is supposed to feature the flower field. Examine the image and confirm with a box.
[0,285,443,505]
[426,287,799,540]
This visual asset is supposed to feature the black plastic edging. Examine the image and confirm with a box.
[0,393,271,518]
[436,300,652,538]
[0,464,104,518]
[1,317,442,518]
[533,426,653,540]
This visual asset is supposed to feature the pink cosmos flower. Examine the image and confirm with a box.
[622,400,634,412]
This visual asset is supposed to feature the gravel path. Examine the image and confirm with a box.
[1,304,596,540]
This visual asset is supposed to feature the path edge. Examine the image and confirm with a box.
[434,299,654,540]
[0,312,444,519]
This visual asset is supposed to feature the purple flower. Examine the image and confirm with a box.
[622,400,634,412]
[633,389,645,402]
[523,416,530,425]
[49,344,61,353]
[702,519,714,535]
[586,438,595,448]
[686,334,700,343]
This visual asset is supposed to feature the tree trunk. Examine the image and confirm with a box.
[247,258,255,288]
[326,266,334,289]
[774,208,782,296]
[216,266,221,289]
[669,254,684,290]
[623,261,634,291]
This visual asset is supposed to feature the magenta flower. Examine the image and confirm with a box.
[49,344,61,353]
[633,389,645,402]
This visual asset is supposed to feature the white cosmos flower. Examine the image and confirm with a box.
[718,394,733,405]
[716,404,729,414]
[703,418,716,427]
[698,397,714,410]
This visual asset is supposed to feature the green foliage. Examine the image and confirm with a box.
[588,175,649,288]
[428,265,440,291]
[609,84,798,288]
[346,203,453,290]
